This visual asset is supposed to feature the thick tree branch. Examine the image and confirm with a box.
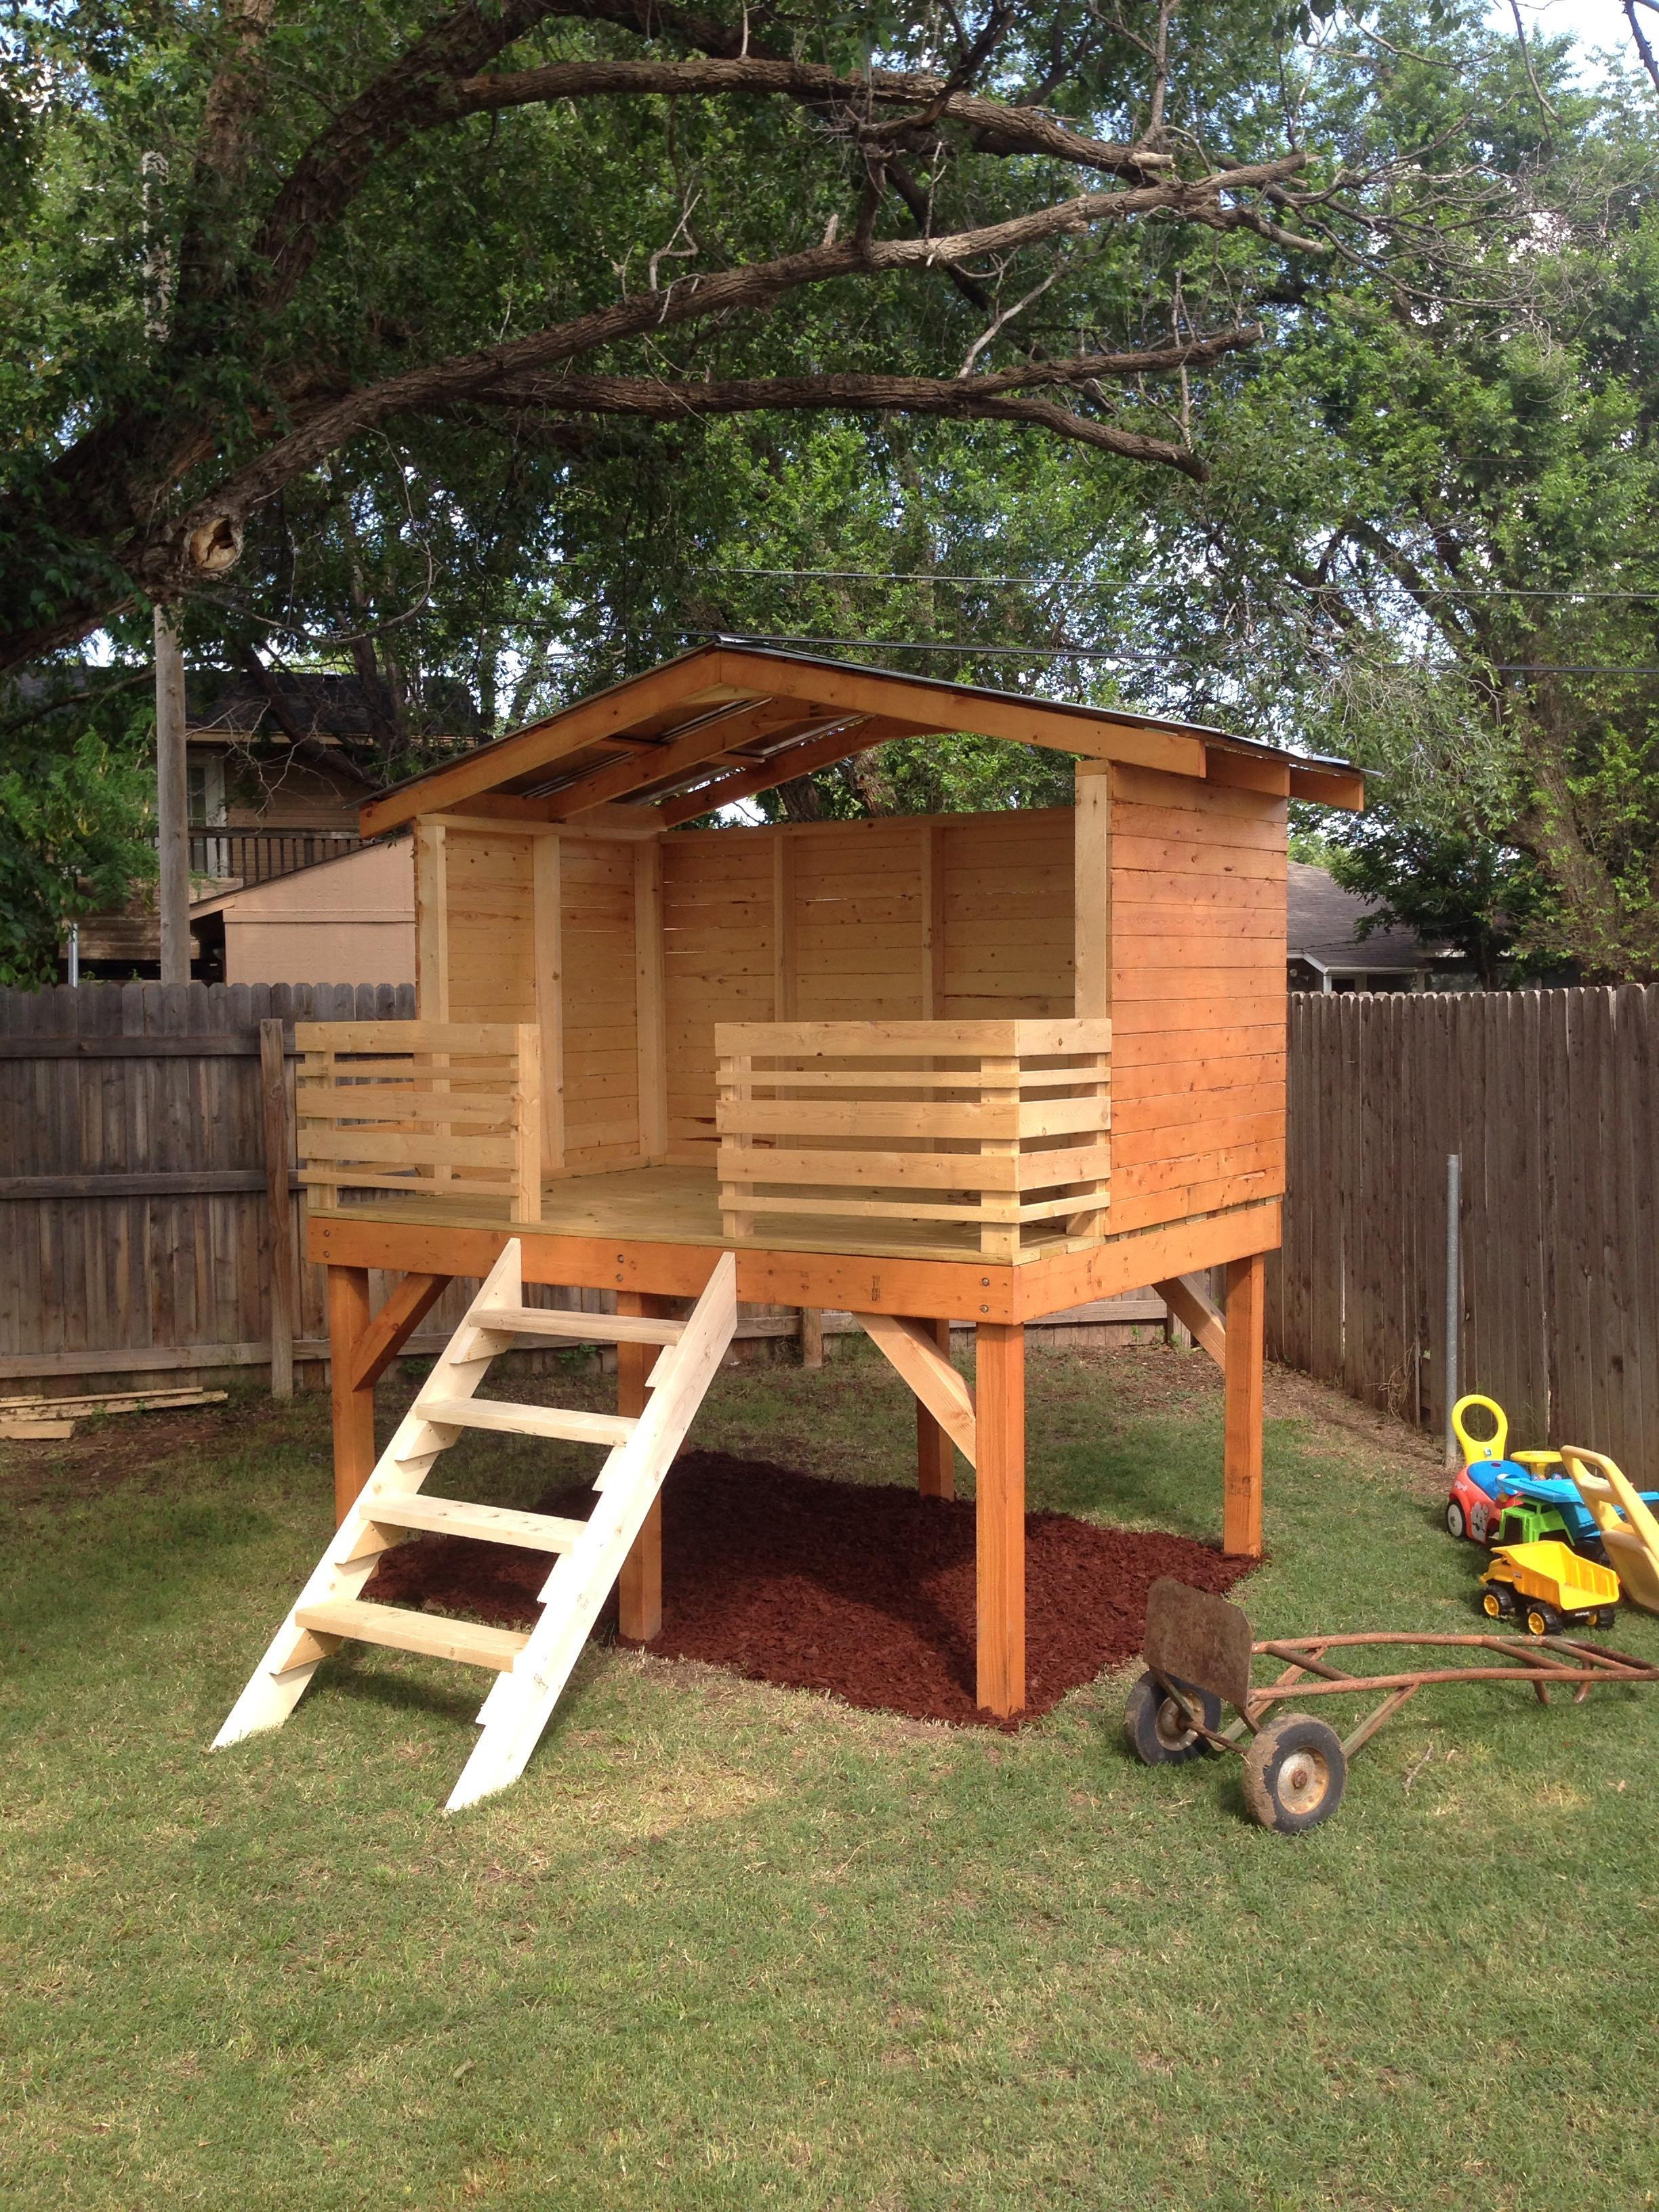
[248,0,565,311]
[464,344,1265,476]
[450,55,1171,175]
[176,0,281,312]
[478,371,1216,476]
[1624,0,1659,95]
[476,333,1261,416]
[253,31,1174,312]
[138,163,1300,592]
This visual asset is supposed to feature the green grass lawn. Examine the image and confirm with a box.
[4,1341,1658,2211]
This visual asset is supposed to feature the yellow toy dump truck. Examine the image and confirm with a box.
[1480,1540,1619,1636]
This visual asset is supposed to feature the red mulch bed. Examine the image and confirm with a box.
[366,1449,1254,1729]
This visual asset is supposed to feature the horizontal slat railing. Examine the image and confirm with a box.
[295,1019,541,1225]
[715,1018,1110,1261]
[184,827,365,885]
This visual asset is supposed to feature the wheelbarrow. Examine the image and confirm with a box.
[1125,1576,1659,1833]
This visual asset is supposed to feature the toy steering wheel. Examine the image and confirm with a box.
[1452,1394,1508,1465]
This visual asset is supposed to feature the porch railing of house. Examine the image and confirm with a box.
[295,1021,543,1225]
[715,1018,1111,1261]
[186,827,365,885]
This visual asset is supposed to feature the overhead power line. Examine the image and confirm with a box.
[708,567,1659,600]
[702,630,1659,676]
[693,631,1165,662]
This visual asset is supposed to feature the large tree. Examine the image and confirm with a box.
[1034,11,1659,981]
[1,0,1421,690]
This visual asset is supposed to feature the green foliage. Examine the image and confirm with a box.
[1327,819,1549,985]
[0,708,155,986]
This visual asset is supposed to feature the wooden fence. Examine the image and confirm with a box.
[1268,985,1659,1485]
[1,983,1173,1397]
[0,982,443,1392]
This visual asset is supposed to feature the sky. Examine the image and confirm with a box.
[1504,0,1642,79]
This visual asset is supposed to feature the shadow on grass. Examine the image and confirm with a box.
[317,1651,490,1729]
[1036,1413,1225,1540]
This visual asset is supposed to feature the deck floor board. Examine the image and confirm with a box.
[315,1162,1089,1267]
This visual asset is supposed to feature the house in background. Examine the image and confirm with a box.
[1287,859,1452,991]
[70,670,466,980]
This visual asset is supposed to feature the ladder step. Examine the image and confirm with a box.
[293,1599,528,1672]
[472,1304,685,1347]
[366,1493,588,1553]
[415,1397,638,1448]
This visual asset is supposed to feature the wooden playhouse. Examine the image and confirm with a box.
[215,644,1361,1808]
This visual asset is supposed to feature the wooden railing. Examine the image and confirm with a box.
[181,827,365,884]
[715,1019,1110,1261]
[295,1021,542,1225]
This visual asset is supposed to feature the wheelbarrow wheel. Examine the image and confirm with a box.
[1242,1715,1347,1834]
[1123,1672,1220,1765]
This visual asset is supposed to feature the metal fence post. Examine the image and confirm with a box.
[1443,1151,1460,1469]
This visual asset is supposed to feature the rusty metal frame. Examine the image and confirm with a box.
[1150,1627,1659,1764]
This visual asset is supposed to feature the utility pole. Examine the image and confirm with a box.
[143,149,190,986]
[155,613,190,985]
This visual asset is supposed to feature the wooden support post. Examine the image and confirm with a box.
[975,1321,1025,1717]
[258,1018,295,1399]
[1072,764,1112,1021]
[916,1316,955,1501]
[327,1265,375,1525]
[532,832,565,1170]
[771,832,794,1021]
[1223,1253,1266,1558]
[920,821,947,1018]
[799,1306,824,1370]
[155,609,190,988]
[634,838,667,1162]
[617,1290,664,1641]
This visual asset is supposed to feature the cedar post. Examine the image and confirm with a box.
[916,1317,956,1500]
[259,1018,295,1399]
[327,1265,375,1525]
[1223,1253,1267,1557]
[799,1307,824,1370]
[975,1320,1025,1717]
[617,1290,665,1640]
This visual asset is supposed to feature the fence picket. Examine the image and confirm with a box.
[1271,985,1659,1486]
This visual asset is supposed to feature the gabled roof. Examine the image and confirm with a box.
[359,640,1364,837]
[1288,861,1441,975]
[186,668,482,751]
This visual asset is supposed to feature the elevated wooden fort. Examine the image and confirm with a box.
[245,643,1361,1778]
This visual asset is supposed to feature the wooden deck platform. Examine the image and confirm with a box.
[306,1160,1280,1330]
[315,1161,1099,1267]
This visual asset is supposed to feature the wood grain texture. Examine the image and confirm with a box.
[916,1315,956,1500]
[1103,762,1287,1242]
[0,981,430,1395]
[327,1264,375,1524]
[1223,1252,1265,1557]
[617,1287,667,1641]
[975,1321,1026,1717]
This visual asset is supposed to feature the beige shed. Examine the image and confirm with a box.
[190,835,415,987]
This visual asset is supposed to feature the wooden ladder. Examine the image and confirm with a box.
[213,1243,737,1810]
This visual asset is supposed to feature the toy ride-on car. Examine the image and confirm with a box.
[1444,1393,1565,1543]
[1479,1539,1619,1636]
[1444,1394,1659,1556]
